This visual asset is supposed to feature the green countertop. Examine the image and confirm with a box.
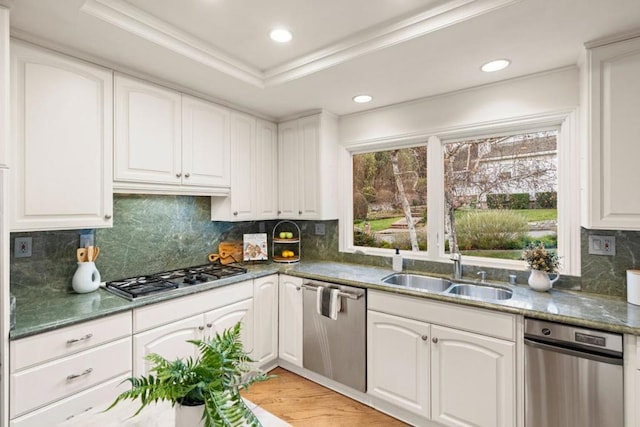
[11,261,640,339]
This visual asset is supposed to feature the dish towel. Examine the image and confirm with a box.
[316,286,341,320]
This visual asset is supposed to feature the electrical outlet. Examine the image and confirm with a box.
[15,237,32,258]
[315,223,326,236]
[588,235,616,256]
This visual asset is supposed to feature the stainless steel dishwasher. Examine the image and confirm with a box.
[524,318,624,427]
[302,280,366,392]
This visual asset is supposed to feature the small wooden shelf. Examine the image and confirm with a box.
[272,255,300,263]
[273,237,300,243]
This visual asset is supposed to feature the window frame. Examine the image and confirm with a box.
[339,110,581,276]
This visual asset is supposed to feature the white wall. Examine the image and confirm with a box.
[339,67,579,146]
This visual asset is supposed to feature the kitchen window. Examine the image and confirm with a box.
[343,113,580,275]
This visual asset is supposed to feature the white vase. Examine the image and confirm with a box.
[71,262,101,293]
[175,403,205,427]
[528,269,560,292]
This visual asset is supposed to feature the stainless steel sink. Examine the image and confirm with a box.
[445,283,513,300]
[381,273,451,293]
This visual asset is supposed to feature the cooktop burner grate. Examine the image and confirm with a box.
[104,263,247,300]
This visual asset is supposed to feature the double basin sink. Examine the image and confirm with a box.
[382,273,513,301]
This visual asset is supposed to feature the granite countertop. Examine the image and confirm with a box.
[11,261,640,339]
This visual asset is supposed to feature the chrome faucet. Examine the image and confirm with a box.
[450,252,462,280]
[477,271,487,283]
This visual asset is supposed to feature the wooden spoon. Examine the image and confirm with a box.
[77,248,87,263]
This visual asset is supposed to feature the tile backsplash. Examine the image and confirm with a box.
[9,195,337,293]
[10,194,640,298]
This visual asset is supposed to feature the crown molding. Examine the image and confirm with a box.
[263,0,520,86]
[81,0,265,88]
[81,0,520,88]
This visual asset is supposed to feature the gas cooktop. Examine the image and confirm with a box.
[104,263,247,300]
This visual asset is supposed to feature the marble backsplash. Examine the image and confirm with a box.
[9,194,640,298]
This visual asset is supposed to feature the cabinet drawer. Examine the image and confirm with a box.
[10,374,130,426]
[368,290,515,341]
[133,280,252,332]
[10,311,131,371]
[10,338,131,418]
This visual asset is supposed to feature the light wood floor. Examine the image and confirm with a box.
[242,368,409,427]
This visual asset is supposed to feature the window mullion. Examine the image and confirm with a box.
[427,136,443,260]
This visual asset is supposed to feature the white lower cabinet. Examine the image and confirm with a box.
[431,325,515,427]
[367,290,516,427]
[133,314,204,376]
[9,374,130,427]
[367,310,431,416]
[132,280,254,376]
[278,275,303,367]
[9,312,132,422]
[252,275,279,368]
[204,298,254,352]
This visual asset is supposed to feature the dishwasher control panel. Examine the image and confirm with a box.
[525,318,622,355]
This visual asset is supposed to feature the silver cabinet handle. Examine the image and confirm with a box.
[66,333,93,344]
[198,325,205,331]
[184,172,190,178]
[206,323,213,328]
[298,210,302,215]
[66,407,93,420]
[233,211,238,216]
[432,337,439,344]
[278,210,282,215]
[176,172,182,178]
[67,368,93,381]
[104,214,112,220]
[421,335,428,341]
[296,286,301,291]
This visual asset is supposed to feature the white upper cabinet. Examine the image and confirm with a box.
[114,74,230,196]
[583,36,640,230]
[10,41,113,231]
[277,111,339,220]
[256,120,279,219]
[181,94,231,188]
[211,114,278,221]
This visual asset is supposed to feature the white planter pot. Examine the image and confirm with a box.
[175,403,205,427]
[528,269,560,292]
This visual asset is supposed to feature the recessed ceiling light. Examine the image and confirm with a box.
[353,95,373,104]
[270,28,292,43]
[481,59,510,72]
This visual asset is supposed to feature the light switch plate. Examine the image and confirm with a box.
[588,235,616,256]
[15,237,32,258]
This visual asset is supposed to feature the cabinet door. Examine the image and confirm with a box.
[228,112,256,220]
[586,37,640,229]
[181,95,230,188]
[10,41,113,231]
[114,74,181,185]
[277,120,299,218]
[252,275,279,368]
[278,275,303,367]
[431,325,515,427]
[204,298,254,353]
[367,310,430,417]
[132,314,203,376]
[297,115,321,219]
[256,120,279,219]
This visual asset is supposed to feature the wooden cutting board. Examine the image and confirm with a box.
[208,241,243,264]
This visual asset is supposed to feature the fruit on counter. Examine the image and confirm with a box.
[279,232,287,239]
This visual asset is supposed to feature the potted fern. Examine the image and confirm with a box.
[108,322,270,427]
